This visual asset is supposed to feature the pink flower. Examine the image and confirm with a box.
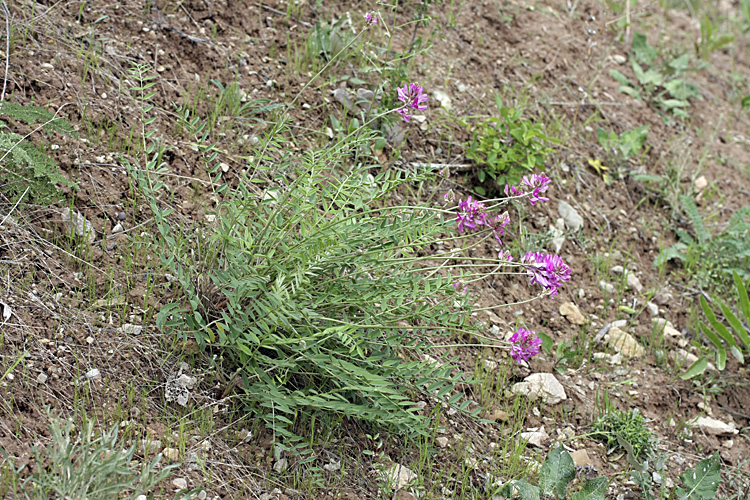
[522,173,551,205]
[453,281,468,295]
[498,250,514,262]
[520,251,571,297]
[363,11,378,25]
[509,328,543,364]
[488,213,510,245]
[456,196,488,233]
[396,82,428,122]
[504,184,523,198]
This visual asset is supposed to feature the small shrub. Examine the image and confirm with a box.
[591,409,653,460]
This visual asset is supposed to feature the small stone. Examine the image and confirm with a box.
[37,373,48,384]
[488,409,508,422]
[432,90,452,111]
[135,496,147,500]
[120,323,143,335]
[484,359,498,371]
[172,477,187,490]
[571,449,593,466]
[592,352,622,365]
[599,281,616,294]
[332,88,355,112]
[40,62,54,70]
[220,162,230,173]
[723,439,734,449]
[385,463,417,490]
[520,426,548,447]
[61,208,97,245]
[627,274,644,293]
[653,291,673,305]
[112,222,123,233]
[550,218,566,253]
[558,200,584,231]
[694,175,708,192]
[115,211,127,221]
[162,447,180,461]
[559,302,586,325]
[689,416,738,435]
[605,327,644,358]
[611,54,627,64]
[85,368,101,381]
[611,265,624,274]
[456,82,468,92]
[85,336,95,344]
[646,302,659,316]
[205,214,216,223]
[511,373,567,405]
[436,436,449,448]
[273,457,288,473]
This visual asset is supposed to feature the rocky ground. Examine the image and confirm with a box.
[1,0,750,498]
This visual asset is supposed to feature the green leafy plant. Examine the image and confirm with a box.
[22,416,177,500]
[596,125,649,164]
[696,15,735,60]
[655,196,750,288]
[493,446,608,500]
[610,33,700,120]
[630,451,721,500]
[591,409,653,460]
[681,271,750,378]
[0,102,77,204]
[463,94,558,193]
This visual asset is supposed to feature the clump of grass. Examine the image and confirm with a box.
[591,409,653,460]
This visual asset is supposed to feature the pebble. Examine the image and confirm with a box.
[558,200,584,231]
[172,477,187,490]
[37,373,48,384]
[273,457,288,473]
[559,302,586,325]
[61,208,97,245]
[162,447,180,461]
[689,416,738,435]
[611,54,627,64]
[220,162,230,173]
[384,463,417,490]
[432,89,452,111]
[135,496,147,500]
[520,426,548,447]
[646,302,659,316]
[611,265,624,274]
[694,175,708,192]
[605,327,644,357]
[85,368,101,381]
[571,449,593,466]
[112,222,123,233]
[599,281,616,294]
[116,211,127,221]
[653,291,673,305]
[627,274,644,293]
[120,324,143,335]
[511,373,567,405]
[436,436,449,448]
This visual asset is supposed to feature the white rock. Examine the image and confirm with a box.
[120,323,143,335]
[689,416,738,435]
[653,291,673,305]
[85,368,101,381]
[520,426,548,447]
[605,327,644,357]
[627,274,644,293]
[550,218,566,253]
[558,201,584,231]
[385,463,417,490]
[611,54,627,64]
[112,222,123,234]
[220,162,230,173]
[172,477,188,490]
[432,90,452,111]
[599,281,615,294]
[436,436,449,448]
[593,352,622,365]
[694,175,708,192]
[571,449,593,466]
[611,265,624,274]
[273,457,288,472]
[37,373,48,384]
[512,373,567,404]
[560,302,585,325]
[646,302,659,316]
[162,447,180,461]
[61,208,97,245]
[135,496,147,500]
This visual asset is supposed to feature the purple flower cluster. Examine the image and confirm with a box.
[509,328,543,364]
[396,83,428,122]
[363,11,378,25]
[520,251,572,297]
[455,197,510,244]
[453,281,468,295]
[456,196,487,233]
[504,173,552,205]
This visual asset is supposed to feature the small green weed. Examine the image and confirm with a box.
[696,15,735,60]
[630,450,721,500]
[22,416,178,500]
[655,196,750,288]
[462,94,558,194]
[0,102,77,204]
[493,445,608,500]
[610,33,701,121]
[591,409,653,460]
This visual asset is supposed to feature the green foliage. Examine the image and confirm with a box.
[494,446,608,500]
[682,271,750,378]
[0,102,77,204]
[143,108,486,452]
[610,33,700,120]
[306,17,354,67]
[23,417,177,500]
[631,451,721,500]
[463,94,558,193]
[655,196,750,288]
[696,15,734,60]
[591,409,653,460]
[596,125,649,164]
